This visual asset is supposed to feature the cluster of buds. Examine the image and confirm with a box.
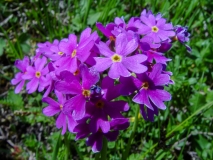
[11,9,190,152]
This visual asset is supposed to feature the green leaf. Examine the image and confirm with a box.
[0,38,6,56]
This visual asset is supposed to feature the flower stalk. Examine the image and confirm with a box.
[122,106,140,160]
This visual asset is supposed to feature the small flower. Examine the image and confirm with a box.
[86,76,129,133]
[11,56,30,93]
[22,57,49,94]
[136,12,175,43]
[174,25,191,52]
[120,63,171,119]
[55,64,99,120]
[42,90,76,134]
[54,28,97,73]
[94,33,147,79]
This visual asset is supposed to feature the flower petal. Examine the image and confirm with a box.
[42,105,60,117]
[93,57,112,72]
[65,94,86,120]
[122,54,147,74]
[133,89,153,110]
[108,63,131,79]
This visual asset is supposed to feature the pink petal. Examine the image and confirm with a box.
[108,63,131,79]
[43,105,60,116]
[93,57,112,72]
[133,89,153,110]
[15,80,25,93]
[122,54,147,73]
[55,81,82,95]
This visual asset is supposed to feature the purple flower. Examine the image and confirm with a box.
[11,56,30,93]
[42,90,76,134]
[55,64,99,120]
[22,57,49,94]
[174,25,191,52]
[136,12,175,43]
[54,28,97,73]
[86,118,129,153]
[86,76,129,133]
[157,40,172,53]
[96,22,116,41]
[73,118,129,153]
[94,33,147,79]
[120,63,171,117]
[145,50,171,65]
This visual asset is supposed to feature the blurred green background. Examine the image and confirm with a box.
[0,0,213,159]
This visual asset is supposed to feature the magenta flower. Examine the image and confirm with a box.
[136,12,175,43]
[54,28,98,73]
[120,63,171,112]
[86,76,129,133]
[94,33,147,79]
[96,22,116,41]
[22,57,49,94]
[42,90,76,134]
[55,64,99,120]
[11,56,30,93]
[145,50,171,65]
[86,118,129,153]
[73,118,129,153]
[174,25,191,52]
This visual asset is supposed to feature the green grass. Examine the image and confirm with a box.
[0,0,213,159]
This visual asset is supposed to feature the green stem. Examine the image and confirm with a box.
[52,132,61,160]
[101,136,108,160]
[122,106,140,160]
[64,133,70,160]
[95,153,100,160]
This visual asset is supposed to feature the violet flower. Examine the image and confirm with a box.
[174,25,191,52]
[55,64,99,120]
[86,76,129,133]
[11,56,30,93]
[136,11,175,43]
[42,90,76,134]
[54,28,98,73]
[94,33,147,79]
[73,118,129,153]
[22,57,49,94]
[120,63,171,117]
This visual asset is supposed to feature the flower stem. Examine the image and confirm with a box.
[101,136,108,160]
[122,106,140,160]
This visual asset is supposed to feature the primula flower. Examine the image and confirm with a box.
[86,76,129,133]
[54,28,98,73]
[145,50,171,65]
[55,64,99,120]
[174,25,191,52]
[73,118,129,153]
[120,63,171,117]
[22,57,48,94]
[42,90,76,134]
[136,11,175,43]
[94,33,147,79]
[11,56,30,93]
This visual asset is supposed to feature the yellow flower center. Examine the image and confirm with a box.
[142,82,149,90]
[109,36,115,41]
[35,71,41,78]
[58,51,64,56]
[95,100,104,109]
[82,89,91,98]
[60,104,63,110]
[111,54,122,62]
[71,49,77,58]
[152,26,159,33]
[73,69,80,76]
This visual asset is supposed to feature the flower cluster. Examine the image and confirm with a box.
[11,9,190,152]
